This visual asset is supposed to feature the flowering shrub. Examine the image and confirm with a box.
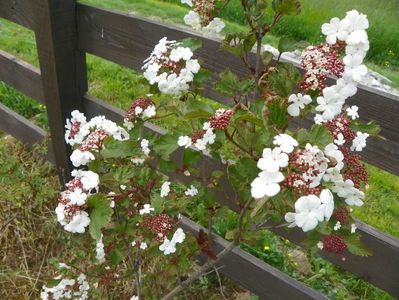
[42,1,381,299]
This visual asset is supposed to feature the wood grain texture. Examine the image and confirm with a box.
[0,103,55,162]
[35,0,88,183]
[83,94,399,297]
[0,0,37,30]
[0,50,44,104]
[76,4,399,175]
[180,216,327,300]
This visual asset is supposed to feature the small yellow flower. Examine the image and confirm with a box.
[284,239,290,245]
[263,245,270,251]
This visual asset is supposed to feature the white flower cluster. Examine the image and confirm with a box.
[185,185,198,197]
[177,121,216,153]
[41,273,90,300]
[251,134,295,199]
[315,10,370,122]
[140,139,151,156]
[159,228,186,255]
[252,130,365,232]
[123,104,156,130]
[56,170,99,233]
[285,189,334,232]
[143,37,200,94]
[181,1,225,34]
[65,110,129,168]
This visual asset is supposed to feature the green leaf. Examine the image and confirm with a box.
[180,37,202,51]
[349,120,381,136]
[221,32,257,58]
[268,63,301,97]
[183,98,215,120]
[229,158,258,181]
[346,234,372,256]
[153,134,180,160]
[266,99,289,129]
[233,110,263,127]
[183,148,201,166]
[214,69,255,97]
[100,139,137,159]
[88,194,113,240]
[262,51,274,65]
[278,36,297,53]
[309,124,334,147]
[272,0,301,16]
[109,248,125,265]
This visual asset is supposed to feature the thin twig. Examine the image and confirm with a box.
[161,198,254,300]
[213,266,227,300]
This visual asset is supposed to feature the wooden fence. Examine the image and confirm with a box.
[1,1,398,298]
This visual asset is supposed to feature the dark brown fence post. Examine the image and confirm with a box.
[35,0,87,184]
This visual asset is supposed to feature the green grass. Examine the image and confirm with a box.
[0,1,399,299]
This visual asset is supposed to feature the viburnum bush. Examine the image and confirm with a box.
[41,1,381,299]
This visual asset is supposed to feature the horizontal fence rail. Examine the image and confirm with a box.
[76,4,399,175]
[1,1,399,298]
[0,50,45,104]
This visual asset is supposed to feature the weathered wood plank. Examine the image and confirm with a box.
[0,0,37,30]
[180,216,327,300]
[83,94,399,297]
[0,50,44,104]
[0,103,54,162]
[35,0,88,184]
[76,4,399,175]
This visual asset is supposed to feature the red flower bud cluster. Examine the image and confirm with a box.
[142,214,175,242]
[282,173,321,196]
[192,0,216,26]
[125,97,155,121]
[334,207,350,224]
[341,147,369,188]
[80,128,109,152]
[209,109,234,130]
[300,44,344,93]
[322,234,347,254]
[325,114,356,142]
[191,130,205,143]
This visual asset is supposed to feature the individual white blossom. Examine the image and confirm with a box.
[178,136,192,148]
[184,10,201,30]
[334,133,346,146]
[273,134,299,154]
[251,171,285,199]
[120,184,127,190]
[185,185,198,197]
[346,105,359,120]
[319,189,335,221]
[68,188,88,206]
[205,18,225,33]
[160,181,171,198]
[332,179,364,206]
[131,158,145,165]
[351,223,357,233]
[70,149,95,168]
[317,241,324,250]
[139,204,155,215]
[334,221,342,231]
[285,194,324,232]
[130,296,139,300]
[64,212,91,233]
[287,93,312,117]
[140,242,148,250]
[324,143,344,170]
[257,147,289,172]
[159,228,186,255]
[321,17,349,45]
[351,132,369,151]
